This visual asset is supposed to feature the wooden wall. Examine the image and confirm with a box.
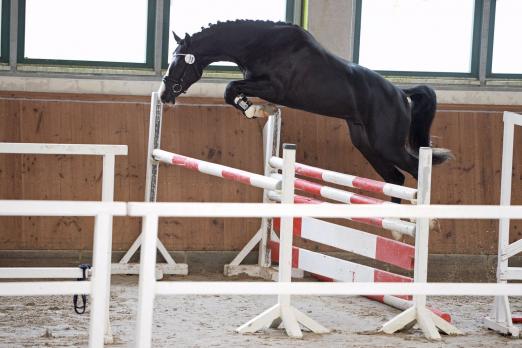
[0,91,521,255]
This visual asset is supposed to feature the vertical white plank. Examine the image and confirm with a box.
[135,215,160,348]
[145,92,163,203]
[119,92,164,266]
[494,113,515,323]
[88,213,112,348]
[413,147,432,308]
[278,144,296,308]
[259,111,282,267]
[101,154,116,343]
[101,154,115,202]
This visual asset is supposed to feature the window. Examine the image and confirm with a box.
[488,0,522,76]
[19,0,156,67]
[354,0,481,76]
[0,0,10,63]
[163,0,295,69]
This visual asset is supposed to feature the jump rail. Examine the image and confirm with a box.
[153,149,281,191]
[269,156,417,201]
[268,187,415,236]
[0,200,126,348]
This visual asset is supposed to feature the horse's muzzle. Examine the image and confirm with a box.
[158,82,176,105]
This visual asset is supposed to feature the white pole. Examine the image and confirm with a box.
[278,144,296,308]
[144,92,163,203]
[259,111,282,267]
[135,214,160,348]
[101,154,115,344]
[493,112,516,330]
[88,213,112,348]
[413,148,432,307]
[119,92,163,265]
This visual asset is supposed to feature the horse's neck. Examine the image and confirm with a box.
[193,28,255,67]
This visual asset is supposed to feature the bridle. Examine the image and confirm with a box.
[163,53,198,94]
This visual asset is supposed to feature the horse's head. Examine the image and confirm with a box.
[159,32,203,105]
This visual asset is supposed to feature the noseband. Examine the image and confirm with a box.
[163,53,198,94]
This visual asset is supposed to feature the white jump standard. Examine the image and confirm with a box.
[224,109,456,332]
[237,144,329,337]
[484,111,522,337]
[115,92,188,279]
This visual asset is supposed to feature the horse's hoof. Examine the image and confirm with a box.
[245,104,278,118]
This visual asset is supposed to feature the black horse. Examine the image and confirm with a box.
[159,20,452,203]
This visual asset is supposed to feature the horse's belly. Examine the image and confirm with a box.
[282,94,353,119]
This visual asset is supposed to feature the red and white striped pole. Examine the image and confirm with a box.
[269,156,417,201]
[268,191,414,237]
[153,149,281,191]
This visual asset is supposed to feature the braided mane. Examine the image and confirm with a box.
[191,19,297,39]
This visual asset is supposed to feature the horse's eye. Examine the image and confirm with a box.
[172,84,182,93]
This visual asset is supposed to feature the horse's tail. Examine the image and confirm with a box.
[402,85,454,165]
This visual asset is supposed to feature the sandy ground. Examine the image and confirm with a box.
[1,274,521,347]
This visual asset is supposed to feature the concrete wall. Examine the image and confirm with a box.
[307,0,354,60]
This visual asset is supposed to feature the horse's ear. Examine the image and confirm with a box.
[184,33,191,45]
[172,31,182,44]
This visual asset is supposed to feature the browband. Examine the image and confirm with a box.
[173,53,195,65]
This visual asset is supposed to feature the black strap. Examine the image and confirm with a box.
[73,264,91,315]
[235,94,252,111]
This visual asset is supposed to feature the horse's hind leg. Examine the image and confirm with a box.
[224,79,281,118]
[347,122,406,204]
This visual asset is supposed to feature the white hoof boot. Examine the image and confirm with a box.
[245,104,278,118]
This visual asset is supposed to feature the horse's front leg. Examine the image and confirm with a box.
[224,79,280,118]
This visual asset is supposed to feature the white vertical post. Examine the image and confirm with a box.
[117,92,182,275]
[485,112,519,337]
[275,143,303,337]
[101,154,116,202]
[101,154,115,344]
[135,214,160,348]
[278,144,296,307]
[259,111,282,267]
[414,148,432,308]
[225,111,282,276]
[144,92,163,204]
[119,92,162,266]
[496,114,514,324]
[382,147,460,339]
[88,213,112,348]
[237,143,327,336]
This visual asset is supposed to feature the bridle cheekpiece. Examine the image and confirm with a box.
[163,53,197,94]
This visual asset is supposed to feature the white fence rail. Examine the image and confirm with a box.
[128,201,522,346]
[127,202,522,219]
[0,142,128,344]
[0,200,126,348]
[153,281,522,296]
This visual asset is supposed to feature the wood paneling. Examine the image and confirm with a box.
[0,91,521,255]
